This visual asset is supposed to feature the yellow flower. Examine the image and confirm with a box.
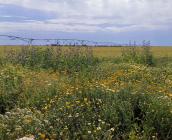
[40,133,46,139]
[84,98,88,102]
[75,100,80,104]
[168,94,172,97]
[44,106,48,110]
[66,102,70,105]
[66,106,71,109]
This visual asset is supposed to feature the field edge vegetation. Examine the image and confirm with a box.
[0,46,172,140]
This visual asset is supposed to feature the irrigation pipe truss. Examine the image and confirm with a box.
[0,34,125,47]
[0,35,150,47]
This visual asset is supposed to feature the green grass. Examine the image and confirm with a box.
[0,46,172,140]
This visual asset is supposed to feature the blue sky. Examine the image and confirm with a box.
[0,0,172,46]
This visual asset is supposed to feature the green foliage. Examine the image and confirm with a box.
[0,46,172,140]
[121,42,155,66]
[0,65,23,114]
[0,88,172,140]
[5,46,99,73]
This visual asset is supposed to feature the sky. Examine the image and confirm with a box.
[0,0,172,46]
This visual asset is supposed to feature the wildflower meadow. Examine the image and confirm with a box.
[0,46,172,140]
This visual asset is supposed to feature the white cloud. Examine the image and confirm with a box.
[0,0,172,32]
[0,21,103,33]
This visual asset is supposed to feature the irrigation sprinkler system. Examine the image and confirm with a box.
[0,35,150,47]
[0,35,121,47]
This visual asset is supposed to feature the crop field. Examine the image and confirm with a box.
[0,46,172,140]
[1,46,172,58]
[92,47,172,58]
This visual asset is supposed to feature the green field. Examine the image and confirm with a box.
[93,47,172,58]
[0,46,172,140]
[1,46,172,58]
